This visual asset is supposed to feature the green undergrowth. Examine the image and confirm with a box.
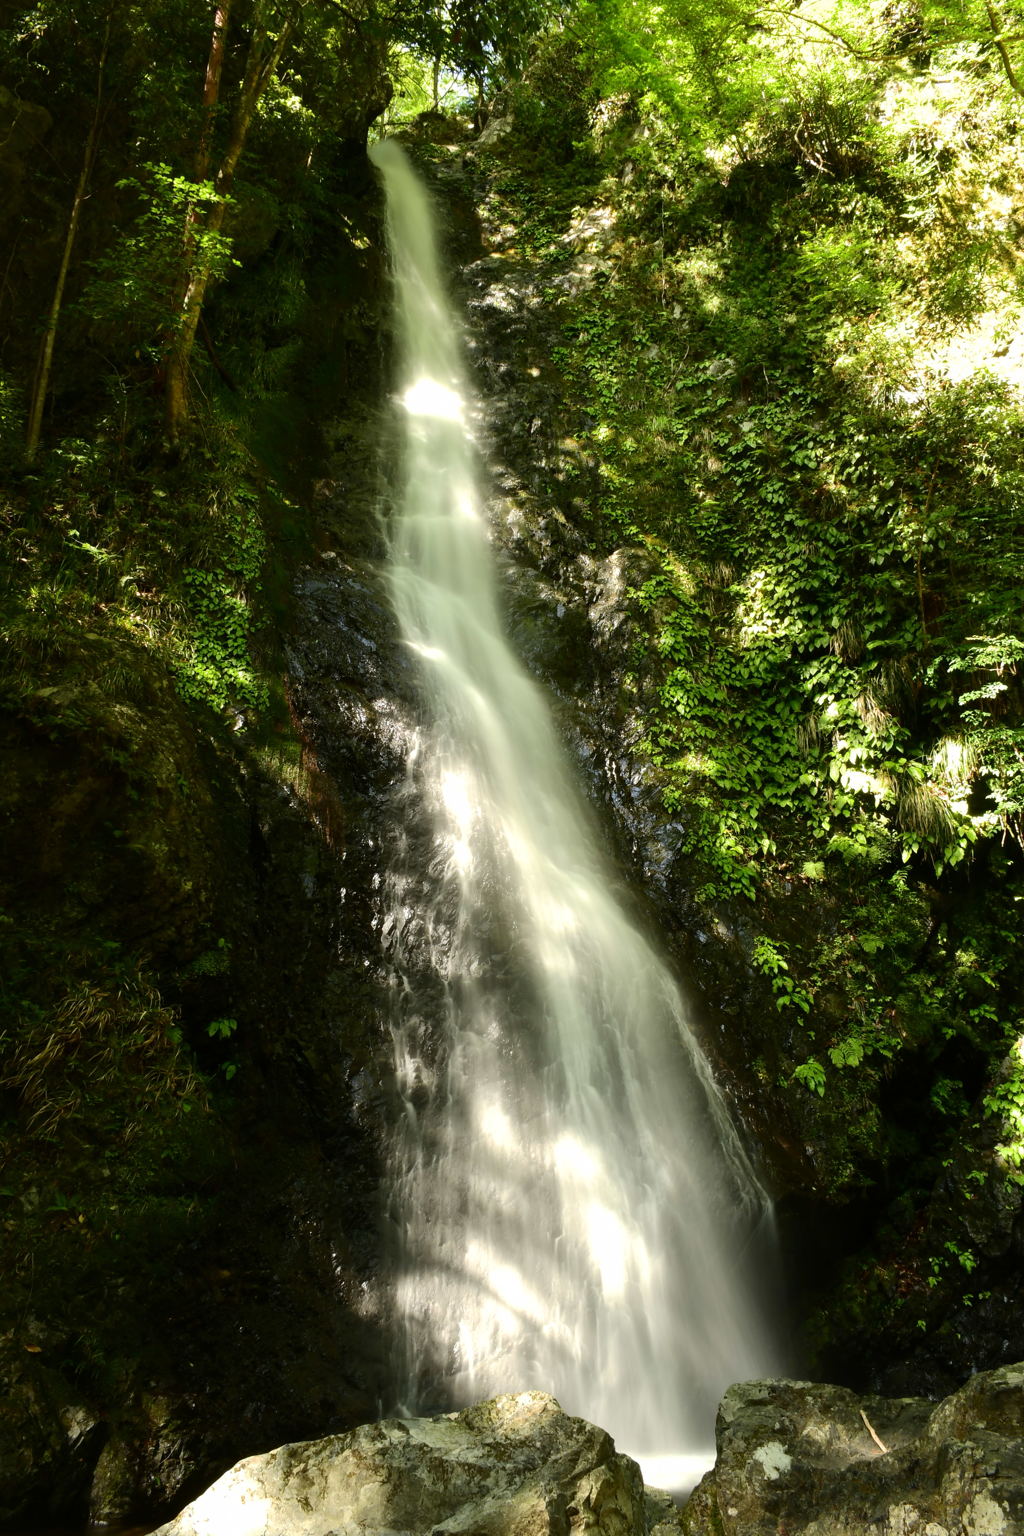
[0,420,290,729]
[0,931,238,1411]
[0,396,318,1364]
[485,7,1024,1350]
[0,109,381,1413]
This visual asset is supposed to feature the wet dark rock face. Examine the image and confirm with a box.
[0,690,398,1527]
[0,650,401,1528]
[423,156,790,1159]
[682,1364,1024,1536]
[0,151,403,1532]
[415,146,1024,1396]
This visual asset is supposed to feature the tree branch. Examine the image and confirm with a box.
[986,1,1024,98]
[860,1409,889,1455]
[759,4,891,60]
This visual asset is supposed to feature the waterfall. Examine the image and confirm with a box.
[370,138,780,1484]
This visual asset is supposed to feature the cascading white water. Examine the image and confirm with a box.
[371,138,780,1482]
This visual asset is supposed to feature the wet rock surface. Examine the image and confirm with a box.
[422,152,791,1152]
[139,1365,1024,1536]
[0,144,399,1530]
[0,632,400,1527]
[417,144,1024,1392]
[0,1341,102,1529]
[682,1364,1024,1536]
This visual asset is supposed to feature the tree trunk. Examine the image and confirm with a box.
[164,196,230,443]
[25,17,109,464]
[164,0,234,447]
[195,0,233,183]
[164,3,294,448]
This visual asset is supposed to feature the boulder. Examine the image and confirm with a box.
[146,1366,1024,1535]
[0,1339,103,1527]
[682,1363,1024,1536]
[152,1391,647,1536]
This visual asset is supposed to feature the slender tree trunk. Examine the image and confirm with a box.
[166,0,233,445]
[914,461,940,653]
[165,3,294,448]
[168,0,237,445]
[196,0,233,183]
[25,17,109,464]
[164,195,230,441]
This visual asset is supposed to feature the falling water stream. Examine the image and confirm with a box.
[370,139,780,1486]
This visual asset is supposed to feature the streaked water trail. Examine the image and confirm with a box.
[370,137,780,1479]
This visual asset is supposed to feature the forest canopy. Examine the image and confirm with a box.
[3,0,1023,450]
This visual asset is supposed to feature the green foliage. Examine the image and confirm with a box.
[394,0,557,91]
[538,94,1024,909]
[502,30,598,164]
[793,1058,827,1096]
[0,373,24,458]
[752,936,812,1014]
[383,47,437,123]
[925,1239,975,1287]
[0,899,242,1420]
[982,1041,1024,1174]
[0,947,205,1142]
[1,419,273,734]
[184,938,232,978]
[206,1017,240,1080]
[206,1017,238,1040]
[174,482,269,716]
[493,0,1024,1225]
[82,165,237,356]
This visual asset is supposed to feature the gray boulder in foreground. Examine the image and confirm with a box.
[152,1390,647,1536]
[683,1362,1024,1536]
[152,1365,1024,1536]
